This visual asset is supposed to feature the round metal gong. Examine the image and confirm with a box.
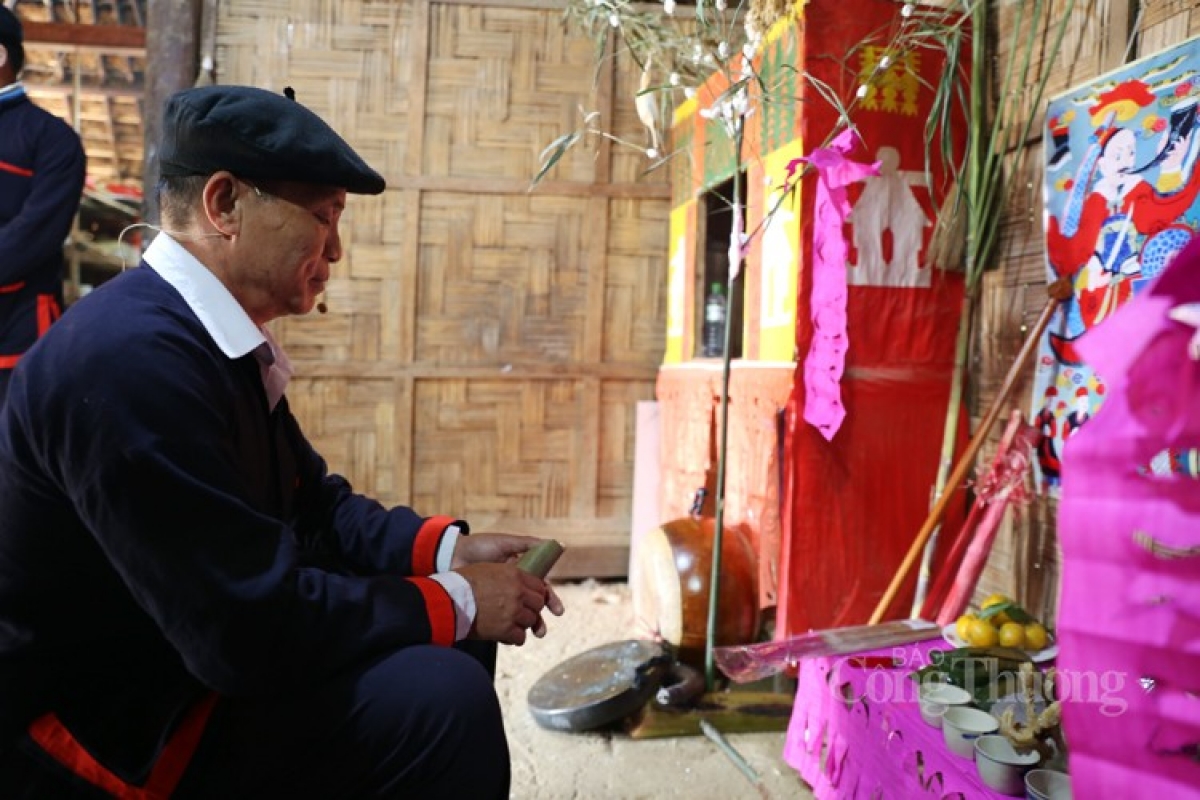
[527,639,670,732]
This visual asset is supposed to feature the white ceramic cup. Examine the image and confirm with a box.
[1025,768,1073,800]
[973,734,1040,795]
[942,706,999,759]
[918,683,973,728]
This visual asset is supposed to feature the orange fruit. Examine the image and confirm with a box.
[966,618,999,647]
[982,593,1012,609]
[981,593,1014,626]
[1024,623,1049,651]
[998,622,1027,649]
[955,613,977,642]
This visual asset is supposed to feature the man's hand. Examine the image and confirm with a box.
[450,532,540,568]
[452,534,565,643]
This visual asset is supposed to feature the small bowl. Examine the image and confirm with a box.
[942,706,999,759]
[1025,768,1072,800]
[918,683,973,728]
[974,734,1040,795]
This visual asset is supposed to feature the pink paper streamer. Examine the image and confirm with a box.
[796,128,880,440]
[1056,236,1200,800]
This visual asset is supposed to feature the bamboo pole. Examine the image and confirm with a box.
[869,279,1072,625]
[704,125,744,691]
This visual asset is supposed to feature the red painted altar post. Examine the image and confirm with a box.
[775,2,969,637]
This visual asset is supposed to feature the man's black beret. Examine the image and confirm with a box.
[159,85,385,195]
[0,6,22,50]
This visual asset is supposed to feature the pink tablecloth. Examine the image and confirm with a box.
[784,640,1013,798]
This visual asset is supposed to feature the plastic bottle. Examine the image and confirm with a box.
[702,282,726,357]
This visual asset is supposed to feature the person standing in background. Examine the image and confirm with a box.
[0,5,86,406]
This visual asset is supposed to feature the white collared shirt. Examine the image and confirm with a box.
[143,234,474,638]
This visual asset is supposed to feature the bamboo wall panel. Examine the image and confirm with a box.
[219,0,418,182]
[423,5,600,182]
[976,0,1197,622]
[599,381,658,519]
[287,376,405,502]
[605,198,672,363]
[416,191,593,364]
[219,0,668,577]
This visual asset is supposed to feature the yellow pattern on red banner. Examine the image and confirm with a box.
[858,47,920,116]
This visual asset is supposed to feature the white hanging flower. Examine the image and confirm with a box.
[669,72,680,86]
[715,0,727,9]
[609,12,620,27]
[684,87,696,99]
[718,41,729,59]
[730,86,749,116]
[699,106,717,120]
[663,0,675,15]
[856,84,869,99]
[901,3,914,17]
[879,54,891,69]
[647,147,659,159]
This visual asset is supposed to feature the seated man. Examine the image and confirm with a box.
[0,84,563,799]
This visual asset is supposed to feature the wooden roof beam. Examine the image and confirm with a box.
[21,21,145,55]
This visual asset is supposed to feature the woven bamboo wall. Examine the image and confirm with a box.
[977,0,1200,623]
[217,0,670,576]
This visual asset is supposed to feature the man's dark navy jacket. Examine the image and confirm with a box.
[0,264,459,782]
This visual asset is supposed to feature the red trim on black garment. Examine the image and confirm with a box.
[0,160,33,178]
[412,515,454,575]
[27,692,218,800]
[0,281,26,294]
[406,576,457,647]
[0,355,17,369]
[37,294,61,336]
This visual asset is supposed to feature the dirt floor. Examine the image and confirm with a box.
[494,581,817,800]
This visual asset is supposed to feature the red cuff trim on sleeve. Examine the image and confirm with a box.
[407,577,457,647]
[412,515,455,575]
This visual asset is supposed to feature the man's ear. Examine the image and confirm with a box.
[201,172,244,238]
[0,44,8,70]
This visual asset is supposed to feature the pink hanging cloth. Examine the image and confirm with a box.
[793,128,880,441]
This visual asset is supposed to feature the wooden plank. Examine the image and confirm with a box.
[24,84,142,101]
[22,21,145,53]
[1102,0,1136,70]
[144,0,201,223]
[404,0,431,179]
[593,29,616,186]
[583,196,609,363]
[398,173,671,199]
[399,189,421,364]
[396,375,415,505]
[572,378,601,519]
[555,544,630,579]
[626,691,794,739]
[289,361,659,380]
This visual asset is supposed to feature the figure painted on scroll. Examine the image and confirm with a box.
[1045,84,1200,367]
